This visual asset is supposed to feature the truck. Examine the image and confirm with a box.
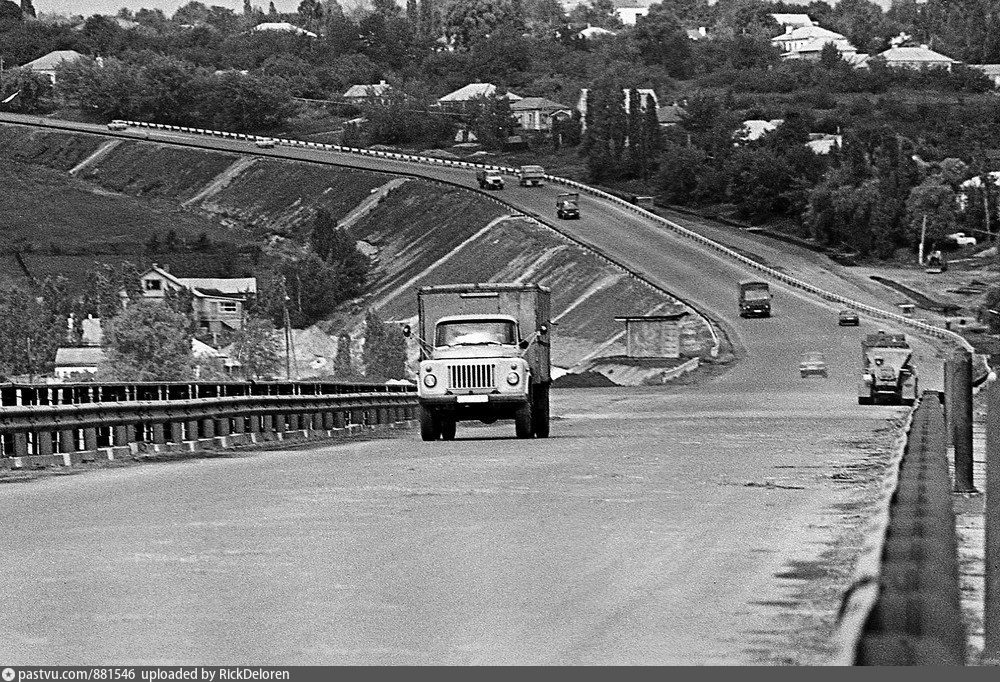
[738,280,772,318]
[556,192,580,219]
[405,283,552,441]
[857,331,918,406]
[476,169,505,190]
[518,165,545,186]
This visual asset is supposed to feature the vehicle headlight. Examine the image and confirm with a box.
[423,374,437,388]
[506,371,520,386]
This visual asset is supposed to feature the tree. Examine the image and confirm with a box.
[443,0,522,49]
[81,263,123,320]
[308,209,371,295]
[362,309,407,380]
[19,0,34,18]
[656,141,708,204]
[906,177,959,248]
[99,300,195,381]
[0,67,52,114]
[632,4,693,79]
[0,285,62,380]
[334,330,358,379]
[231,317,281,379]
[0,1,22,23]
[819,41,841,69]
[269,2,277,16]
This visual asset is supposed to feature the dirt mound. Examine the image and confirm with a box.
[552,371,618,388]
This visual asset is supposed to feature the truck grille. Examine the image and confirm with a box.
[448,364,497,390]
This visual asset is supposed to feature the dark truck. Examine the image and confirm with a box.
[405,283,552,441]
[858,331,918,405]
[738,280,772,318]
[556,192,580,219]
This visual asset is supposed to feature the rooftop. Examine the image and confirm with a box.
[438,83,522,103]
[22,49,86,71]
[877,45,957,63]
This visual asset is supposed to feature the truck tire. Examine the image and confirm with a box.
[858,395,872,405]
[514,402,533,439]
[532,385,550,438]
[440,417,456,441]
[420,407,440,441]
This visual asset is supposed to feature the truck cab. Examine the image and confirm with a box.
[556,193,580,219]
[476,170,505,190]
[518,165,545,186]
[739,280,772,318]
[858,331,918,405]
[409,284,551,441]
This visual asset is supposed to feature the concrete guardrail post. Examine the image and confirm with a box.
[950,350,976,493]
[151,422,166,445]
[201,417,215,440]
[186,419,199,441]
[274,414,287,435]
[13,433,27,458]
[232,416,245,435]
[287,414,300,432]
[215,416,231,437]
[985,380,1000,664]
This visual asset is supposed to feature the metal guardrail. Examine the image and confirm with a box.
[0,380,417,466]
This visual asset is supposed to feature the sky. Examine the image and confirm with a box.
[36,1,304,19]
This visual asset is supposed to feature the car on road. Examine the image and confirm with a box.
[946,232,977,247]
[107,120,128,131]
[800,352,828,378]
[838,309,860,326]
[255,137,275,149]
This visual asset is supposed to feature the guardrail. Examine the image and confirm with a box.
[113,117,972,354]
[0,380,417,469]
[843,391,966,665]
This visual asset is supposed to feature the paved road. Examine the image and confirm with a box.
[0,114,944,663]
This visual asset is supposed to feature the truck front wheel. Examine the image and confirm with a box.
[514,402,533,439]
[532,385,550,438]
[420,407,440,441]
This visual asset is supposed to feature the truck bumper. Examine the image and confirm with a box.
[419,394,529,419]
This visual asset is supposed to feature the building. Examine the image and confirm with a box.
[770,13,814,31]
[968,64,1000,87]
[614,313,689,359]
[735,119,784,144]
[771,25,848,54]
[21,49,87,84]
[656,103,684,128]
[53,347,107,380]
[124,264,257,336]
[343,80,393,104]
[686,27,708,41]
[579,25,617,40]
[781,36,858,62]
[614,4,650,26]
[511,97,572,132]
[874,45,958,71]
[805,133,842,155]
[437,83,522,108]
[576,87,658,131]
[251,21,317,38]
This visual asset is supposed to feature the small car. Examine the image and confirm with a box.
[107,120,128,131]
[946,232,977,247]
[838,309,860,326]
[254,137,275,149]
[800,352,828,378]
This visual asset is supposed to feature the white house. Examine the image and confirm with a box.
[579,25,617,40]
[343,79,393,104]
[21,49,87,84]
[511,97,572,132]
[781,36,858,62]
[251,22,317,38]
[874,45,958,71]
[772,25,848,54]
[437,83,522,108]
[614,5,649,26]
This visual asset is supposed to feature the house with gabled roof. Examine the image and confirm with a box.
[123,264,257,336]
[874,45,958,71]
[772,25,847,54]
[511,96,572,132]
[343,79,393,104]
[251,21,317,38]
[437,83,523,108]
[22,49,88,84]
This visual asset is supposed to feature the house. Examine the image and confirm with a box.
[781,36,858,62]
[967,64,1000,86]
[770,13,814,31]
[874,45,958,71]
[251,21,317,38]
[657,103,684,128]
[343,79,393,104]
[21,49,87,84]
[124,264,257,336]
[735,119,784,144]
[437,83,522,108]
[806,133,842,155]
[771,25,848,54]
[511,97,572,132]
[577,87,658,131]
[53,347,106,380]
[686,27,708,41]
[579,25,617,40]
[614,4,650,26]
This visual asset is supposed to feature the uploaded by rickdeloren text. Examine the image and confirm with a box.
[10,670,290,682]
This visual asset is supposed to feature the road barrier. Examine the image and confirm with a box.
[0,380,417,469]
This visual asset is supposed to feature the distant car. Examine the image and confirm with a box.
[838,309,860,326]
[946,232,977,247]
[107,120,128,131]
[254,137,275,149]
[800,352,828,378]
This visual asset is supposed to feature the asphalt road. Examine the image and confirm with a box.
[0,114,945,663]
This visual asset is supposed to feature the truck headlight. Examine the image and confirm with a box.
[423,374,437,388]
[506,371,520,386]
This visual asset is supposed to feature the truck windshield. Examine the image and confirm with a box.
[743,290,770,301]
[436,320,517,346]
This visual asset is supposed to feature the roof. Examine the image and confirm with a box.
[805,135,842,155]
[657,104,684,125]
[737,119,784,142]
[176,277,257,296]
[877,45,957,64]
[54,347,106,366]
[511,96,571,112]
[771,13,813,27]
[251,22,317,38]
[192,338,227,359]
[438,83,522,103]
[969,64,1000,77]
[22,50,85,71]
[772,25,845,44]
[580,25,616,39]
[343,81,392,98]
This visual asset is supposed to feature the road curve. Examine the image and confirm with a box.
[0,114,942,664]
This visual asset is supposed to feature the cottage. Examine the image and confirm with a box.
[781,36,858,61]
[874,45,957,71]
[771,25,847,54]
[577,87,658,131]
[21,50,87,84]
[251,21,317,38]
[343,79,393,104]
[53,347,107,380]
[437,83,522,108]
[124,265,257,337]
[511,97,572,132]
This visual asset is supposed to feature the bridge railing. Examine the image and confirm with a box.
[0,380,417,467]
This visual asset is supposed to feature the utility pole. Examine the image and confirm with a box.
[918,213,927,264]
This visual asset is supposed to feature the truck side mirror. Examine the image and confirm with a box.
[401,325,411,337]
[519,339,530,350]
[538,324,549,335]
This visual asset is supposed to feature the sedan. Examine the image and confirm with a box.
[838,309,860,326]
[800,352,828,378]
[254,137,275,149]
